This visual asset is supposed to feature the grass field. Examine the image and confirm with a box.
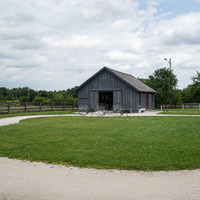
[0,116,200,171]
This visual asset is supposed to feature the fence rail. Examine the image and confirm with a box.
[156,103,200,113]
[0,102,78,114]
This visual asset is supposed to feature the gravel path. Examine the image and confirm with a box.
[1,157,200,200]
[1,113,200,199]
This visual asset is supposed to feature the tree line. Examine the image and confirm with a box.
[138,68,200,105]
[0,86,78,103]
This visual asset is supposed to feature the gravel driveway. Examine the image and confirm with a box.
[1,113,200,200]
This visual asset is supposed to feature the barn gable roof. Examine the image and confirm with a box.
[75,66,156,93]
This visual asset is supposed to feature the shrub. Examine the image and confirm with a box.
[33,96,45,102]
[20,96,29,102]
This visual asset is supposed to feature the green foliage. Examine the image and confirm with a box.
[32,96,45,102]
[0,86,78,103]
[54,93,64,102]
[149,68,178,104]
[171,89,182,105]
[20,96,29,102]
[0,117,200,171]
[181,85,194,103]
[181,71,200,103]
[139,68,178,104]
[137,78,150,86]
[0,95,5,100]
[38,90,48,98]
[191,71,200,102]
[0,87,8,97]
[28,89,37,102]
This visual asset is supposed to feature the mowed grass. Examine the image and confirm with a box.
[0,116,200,171]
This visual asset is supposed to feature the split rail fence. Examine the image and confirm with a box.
[156,103,200,113]
[0,102,78,115]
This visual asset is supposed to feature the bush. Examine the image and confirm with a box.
[20,96,29,102]
[33,96,45,102]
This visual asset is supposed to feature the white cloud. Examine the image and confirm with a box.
[139,6,157,21]
[145,0,162,6]
[106,50,138,62]
[69,35,102,49]
[135,61,150,68]
[118,65,130,71]
[0,0,200,90]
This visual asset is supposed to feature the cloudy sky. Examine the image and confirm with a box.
[1,0,200,91]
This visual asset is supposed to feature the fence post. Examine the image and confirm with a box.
[63,102,65,111]
[25,102,27,113]
[8,103,10,114]
[161,105,162,113]
[40,102,42,112]
[182,104,184,112]
[51,102,53,111]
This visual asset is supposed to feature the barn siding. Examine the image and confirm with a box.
[77,68,156,113]
[77,70,139,112]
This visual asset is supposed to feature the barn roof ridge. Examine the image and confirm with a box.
[75,66,156,93]
[104,67,156,93]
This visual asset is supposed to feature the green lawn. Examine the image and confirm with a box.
[0,116,200,171]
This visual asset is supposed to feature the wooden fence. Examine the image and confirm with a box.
[156,103,200,113]
[0,102,78,114]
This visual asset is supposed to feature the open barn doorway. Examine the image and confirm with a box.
[99,92,113,109]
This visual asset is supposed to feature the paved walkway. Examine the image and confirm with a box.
[0,112,200,199]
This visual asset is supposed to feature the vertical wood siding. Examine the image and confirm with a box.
[77,70,153,112]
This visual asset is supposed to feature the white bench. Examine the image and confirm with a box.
[138,108,146,113]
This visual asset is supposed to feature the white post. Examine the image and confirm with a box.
[161,105,162,113]
[182,104,184,112]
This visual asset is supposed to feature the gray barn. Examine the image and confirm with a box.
[75,67,156,113]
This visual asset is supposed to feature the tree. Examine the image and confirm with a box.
[171,89,182,105]
[191,71,200,102]
[28,89,37,102]
[181,85,194,103]
[33,96,45,102]
[137,78,150,86]
[54,93,64,102]
[140,68,178,105]
[21,87,30,97]
[0,87,8,97]
[20,96,29,102]
[38,90,48,98]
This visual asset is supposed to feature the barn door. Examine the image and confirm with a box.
[113,90,122,106]
[90,91,98,110]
